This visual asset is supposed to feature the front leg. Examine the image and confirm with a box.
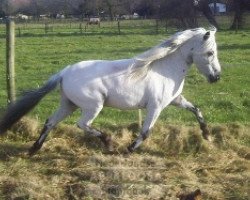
[127,107,162,153]
[171,95,211,141]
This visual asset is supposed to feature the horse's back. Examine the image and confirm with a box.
[62,59,131,79]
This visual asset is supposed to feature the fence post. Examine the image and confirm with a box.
[138,109,142,128]
[45,23,49,34]
[18,27,21,37]
[235,19,239,34]
[117,20,121,35]
[165,20,168,33]
[6,19,16,104]
[79,23,83,34]
[155,19,159,34]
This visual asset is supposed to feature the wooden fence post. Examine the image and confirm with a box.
[138,109,142,128]
[18,27,21,37]
[79,22,82,34]
[45,23,49,34]
[235,19,239,34]
[117,20,121,35]
[6,19,16,104]
[155,19,159,34]
[165,20,168,33]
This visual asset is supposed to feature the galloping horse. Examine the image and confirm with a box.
[0,28,221,155]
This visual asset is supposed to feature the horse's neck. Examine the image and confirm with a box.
[153,46,191,80]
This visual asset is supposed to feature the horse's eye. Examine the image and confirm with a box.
[207,51,214,57]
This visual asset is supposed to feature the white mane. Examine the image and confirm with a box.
[129,28,209,79]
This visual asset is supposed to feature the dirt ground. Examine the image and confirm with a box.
[0,118,249,199]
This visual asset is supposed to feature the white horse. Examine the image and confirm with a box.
[0,28,221,155]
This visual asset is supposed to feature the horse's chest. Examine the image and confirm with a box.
[151,79,185,108]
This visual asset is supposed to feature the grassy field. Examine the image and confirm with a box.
[0,20,250,126]
[0,20,249,199]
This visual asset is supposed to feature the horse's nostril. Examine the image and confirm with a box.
[209,74,220,83]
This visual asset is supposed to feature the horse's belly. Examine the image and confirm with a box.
[104,90,146,110]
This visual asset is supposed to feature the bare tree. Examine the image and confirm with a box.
[194,0,250,30]
[230,0,250,29]
[194,0,219,28]
[122,0,134,14]
[104,0,115,20]
[0,0,14,16]
[0,0,7,17]
[159,0,198,28]
[6,0,250,31]
[30,0,44,19]
[134,0,159,18]
[78,0,104,17]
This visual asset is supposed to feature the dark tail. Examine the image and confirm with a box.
[0,73,61,134]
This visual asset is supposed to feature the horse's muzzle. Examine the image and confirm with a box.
[208,74,220,83]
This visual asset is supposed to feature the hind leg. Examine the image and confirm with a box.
[29,97,76,156]
[77,106,113,152]
[171,95,211,140]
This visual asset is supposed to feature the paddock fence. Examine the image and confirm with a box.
[0,19,169,38]
[0,13,249,38]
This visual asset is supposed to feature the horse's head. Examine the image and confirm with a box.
[192,29,221,83]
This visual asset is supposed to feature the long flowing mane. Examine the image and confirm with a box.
[129,28,207,79]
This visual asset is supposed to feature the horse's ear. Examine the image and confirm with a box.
[203,31,210,40]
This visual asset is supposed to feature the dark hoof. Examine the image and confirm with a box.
[28,142,42,156]
[104,143,115,155]
[201,126,212,141]
[124,142,139,157]
[99,133,114,151]
[177,189,202,200]
[28,147,38,156]
[123,148,132,158]
[126,142,136,154]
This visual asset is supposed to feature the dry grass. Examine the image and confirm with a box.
[0,119,249,200]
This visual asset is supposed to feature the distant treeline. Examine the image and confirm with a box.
[0,0,250,29]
